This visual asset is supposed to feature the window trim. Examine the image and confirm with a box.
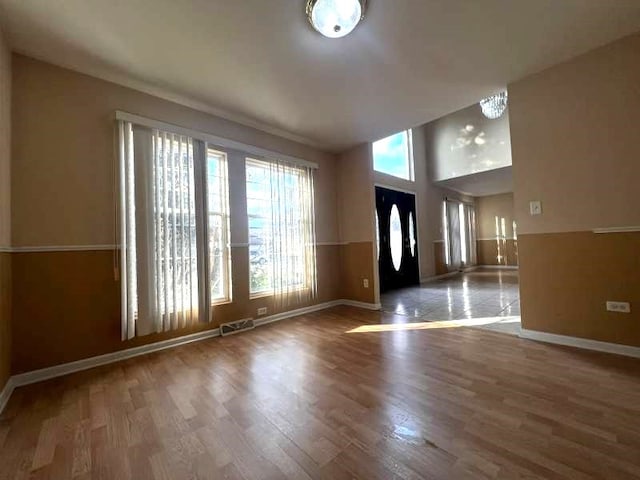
[116,110,319,170]
[372,129,415,182]
[204,147,232,305]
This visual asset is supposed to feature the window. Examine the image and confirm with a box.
[119,122,231,339]
[245,158,317,298]
[206,149,231,303]
[373,130,414,180]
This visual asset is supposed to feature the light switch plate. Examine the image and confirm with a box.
[529,201,542,216]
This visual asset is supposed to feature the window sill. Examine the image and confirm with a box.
[249,285,309,300]
[211,299,232,307]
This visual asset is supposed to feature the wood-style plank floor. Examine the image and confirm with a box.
[1,306,640,479]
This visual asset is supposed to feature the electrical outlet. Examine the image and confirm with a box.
[257,307,268,316]
[363,278,369,288]
[606,301,631,313]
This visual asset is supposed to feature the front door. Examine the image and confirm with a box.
[376,186,419,293]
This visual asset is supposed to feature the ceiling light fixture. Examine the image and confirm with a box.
[306,0,366,39]
[479,91,508,119]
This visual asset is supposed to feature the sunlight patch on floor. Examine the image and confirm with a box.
[346,316,521,333]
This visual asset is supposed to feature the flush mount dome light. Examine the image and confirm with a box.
[306,0,366,38]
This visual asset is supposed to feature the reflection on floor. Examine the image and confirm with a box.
[380,267,521,336]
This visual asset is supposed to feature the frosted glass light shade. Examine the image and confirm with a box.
[307,0,365,39]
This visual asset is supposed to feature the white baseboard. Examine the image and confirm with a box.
[0,377,15,415]
[11,328,223,389]
[477,265,519,270]
[254,300,342,327]
[340,299,381,310]
[0,298,380,414]
[519,329,640,358]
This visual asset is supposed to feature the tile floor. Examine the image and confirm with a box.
[380,267,521,335]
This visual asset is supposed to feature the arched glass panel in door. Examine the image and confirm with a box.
[390,204,402,271]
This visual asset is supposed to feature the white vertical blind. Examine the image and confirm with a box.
[446,200,462,269]
[465,204,478,266]
[119,121,205,339]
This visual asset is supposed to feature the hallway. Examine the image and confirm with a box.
[380,268,521,335]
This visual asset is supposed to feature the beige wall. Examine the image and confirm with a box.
[337,143,375,244]
[475,193,517,266]
[476,193,515,239]
[0,28,10,390]
[511,34,640,236]
[10,54,343,373]
[12,55,339,247]
[336,143,377,304]
[509,33,640,345]
[0,32,9,249]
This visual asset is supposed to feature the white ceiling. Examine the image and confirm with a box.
[1,1,640,152]
[435,166,512,197]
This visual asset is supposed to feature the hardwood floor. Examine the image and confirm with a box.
[1,305,640,479]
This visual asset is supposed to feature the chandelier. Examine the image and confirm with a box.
[306,0,366,39]
[479,91,508,119]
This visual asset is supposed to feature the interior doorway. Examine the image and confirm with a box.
[375,186,419,293]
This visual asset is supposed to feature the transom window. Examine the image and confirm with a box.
[373,130,414,181]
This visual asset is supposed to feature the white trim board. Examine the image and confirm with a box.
[0,378,14,415]
[477,237,517,241]
[592,226,640,234]
[9,245,117,253]
[0,242,348,253]
[10,328,222,388]
[116,111,318,170]
[340,300,382,310]
[519,329,640,358]
[476,265,519,270]
[0,299,380,414]
[374,183,417,196]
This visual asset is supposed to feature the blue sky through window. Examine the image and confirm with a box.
[372,130,412,180]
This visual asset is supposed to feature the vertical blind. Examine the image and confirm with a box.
[444,199,477,268]
[119,122,206,339]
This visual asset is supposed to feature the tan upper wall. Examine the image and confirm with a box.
[337,143,375,244]
[0,27,10,390]
[509,33,640,235]
[0,28,10,247]
[476,192,515,239]
[11,54,339,247]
